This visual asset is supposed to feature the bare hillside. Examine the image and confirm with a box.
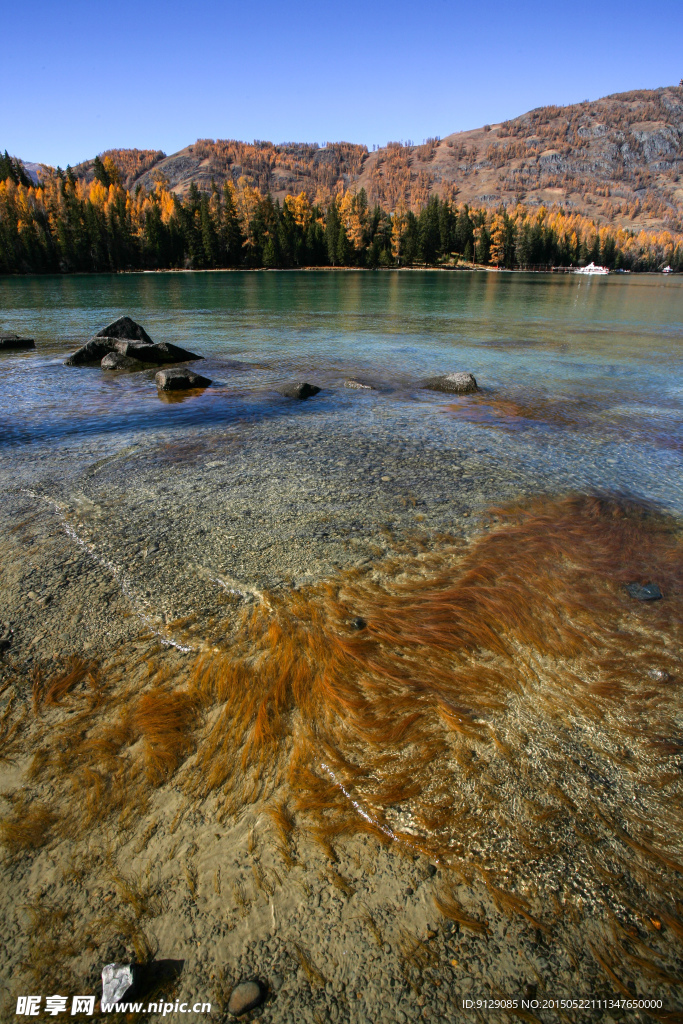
[68,85,683,235]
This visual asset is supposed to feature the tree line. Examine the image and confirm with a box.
[1,154,681,274]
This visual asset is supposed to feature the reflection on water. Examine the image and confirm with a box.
[0,270,682,507]
[156,387,211,404]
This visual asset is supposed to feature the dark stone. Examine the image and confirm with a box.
[277,382,321,400]
[111,340,155,358]
[427,864,437,877]
[95,316,153,344]
[0,334,35,351]
[155,368,212,391]
[350,617,367,630]
[101,352,145,371]
[423,372,478,394]
[626,582,662,601]
[115,340,203,365]
[405,887,414,896]
[65,338,116,366]
[524,983,537,1000]
[227,981,263,1017]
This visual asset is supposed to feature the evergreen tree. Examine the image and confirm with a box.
[92,156,111,187]
[200,193,218,267]
[336,224,352,265]
[325,201,340,265]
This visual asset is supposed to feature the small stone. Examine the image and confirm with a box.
[405,887,414,896]
[382,942,391,954]
[270,974,283,993]
[27,591,37,600]
[155,368,212,391]
[427,864,437,877]
[423,372,478,394]
[380,476,391,482]
[626,582,662,601]
[277,382,321,400]
[102,963,134,1005]
[344,379,373,390]
[228,981,263,1016]
[350,617,366,630]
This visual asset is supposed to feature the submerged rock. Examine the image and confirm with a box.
[344,379,374,390]
[424,372,478,394]
[95,316,153,344]
[626,582,662,601]
[155,368,212,391]
[227,981,263,1017]
[101,352,145,371]
[277,382,321,400]
[0,334,35,351]
[101,963,134,1004]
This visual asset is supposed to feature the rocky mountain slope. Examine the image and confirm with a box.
[64,85,683,235]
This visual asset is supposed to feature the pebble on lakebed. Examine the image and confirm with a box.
[227,980,263,1016]
[423,371,478,394]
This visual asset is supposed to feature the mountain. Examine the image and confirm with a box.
[40,85,683,236]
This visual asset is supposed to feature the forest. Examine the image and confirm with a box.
[1,151,682,274]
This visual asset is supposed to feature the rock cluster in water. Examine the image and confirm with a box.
[59,315,481,401]
[64,316,204,371]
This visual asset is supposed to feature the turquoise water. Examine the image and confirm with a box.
[1,270,682,512]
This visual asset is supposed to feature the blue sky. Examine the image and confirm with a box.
[3,0,682,167]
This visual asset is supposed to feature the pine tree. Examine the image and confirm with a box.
[93,156,111,187]
[325,201,340,265]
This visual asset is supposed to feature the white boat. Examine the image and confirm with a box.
[574,262,609,275]
[663,265,673,274]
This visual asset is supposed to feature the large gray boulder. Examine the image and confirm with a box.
[95,316,153,344]
[0,334,35,351]
[277,382,320,400]
[423,372,478,394]
[155,368,212,391]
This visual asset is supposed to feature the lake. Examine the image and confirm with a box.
[1,269,682,631]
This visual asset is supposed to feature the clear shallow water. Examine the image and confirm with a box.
[1,269,682,511]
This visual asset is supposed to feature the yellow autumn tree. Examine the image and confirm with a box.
[284,191,312,231]
[489,213,506,266]
[391,206,408,264]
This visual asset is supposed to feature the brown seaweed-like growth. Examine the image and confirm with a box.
[3,493,682,1002]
